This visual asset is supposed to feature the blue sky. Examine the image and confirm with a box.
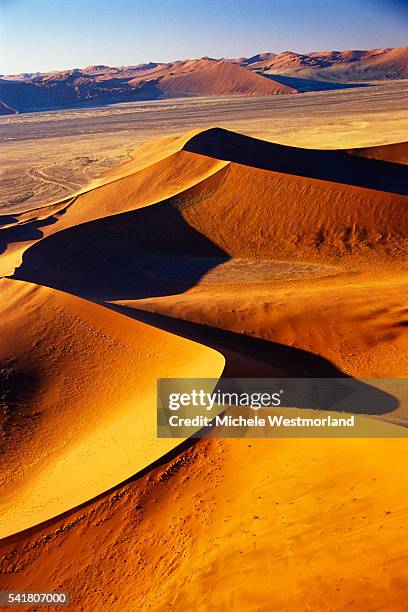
[0,0,407,74]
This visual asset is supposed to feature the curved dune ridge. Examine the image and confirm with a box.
[0,278,224,538]
[0,133,229,277]
[3,127,408,283]
[1,436,408,610]
[347,141,408,165]
[1,127,408,606]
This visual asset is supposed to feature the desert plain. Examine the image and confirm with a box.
[0,81,407,611]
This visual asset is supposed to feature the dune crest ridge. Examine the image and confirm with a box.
[0,131,231,277]
[0,278,224,538]
[6,127,407,289]
[1,126,408,608]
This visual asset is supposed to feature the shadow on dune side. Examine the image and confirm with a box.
[0,215,18,227]
[12,202,229,299]
[0,215,60,256]
[106,305,398,416]
[108,304,344,378]
[0,329,399,548]
[10,178,399,414]
[182,127,408,195]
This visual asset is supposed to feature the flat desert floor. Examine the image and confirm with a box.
[0,83,407,611]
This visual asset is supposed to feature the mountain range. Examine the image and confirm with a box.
[1,45,407,115]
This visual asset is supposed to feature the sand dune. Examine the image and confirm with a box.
[5,128,408,391]
[247,45,408,82]
[151,58,295,96]
[62,150,228,225]
[2,46,407,115]
[0,58,295,114]
[1,124,408,606]
[348,141,408,165]
[1,436,408,610]
[0,278,224,538]
[0,142,228,276]
[128,270,408,388]
[9,128,407,297]
[180,128,408,193]
[12,160,407,300]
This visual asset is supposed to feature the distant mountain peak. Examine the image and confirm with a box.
[1,45,406,115]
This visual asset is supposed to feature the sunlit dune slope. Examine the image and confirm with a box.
[152,58,296,96]
[1,436,408,610]
[174,163,407,265]
[0,278,224,538]
[86,128,227,188]
[347,141,408,165]
[11,128,408,297]
[7,127,407,421]
[0,140,228,276]
[57,151,228,228]
[1,123,408,609]
[130,271,408,392]
[0,58,297,114]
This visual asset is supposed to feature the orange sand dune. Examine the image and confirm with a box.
[0,58,296,114]
[348,141,408,165]
[1,126,408,608]
[175,162,407,265]
[7,128,408,416]
[3,128,407,281]
[252,45,408,81]
[152,58,296,96]
[10,129,408,299]
[88,128,227,186]
[127,271,408,404]
[0,143,228,276]
[1,436,408,610]
[180,128,408,194]
[0,278,224,538]
[57,151,228,229]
